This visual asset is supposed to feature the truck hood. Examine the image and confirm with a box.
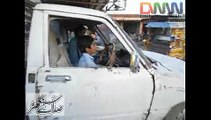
[142,50,185,81]
[142,50,185,91]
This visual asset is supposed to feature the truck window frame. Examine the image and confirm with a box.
[44,11,134,68]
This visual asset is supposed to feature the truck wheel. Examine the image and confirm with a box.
[163,102,185,120]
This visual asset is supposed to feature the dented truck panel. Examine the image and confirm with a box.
[143,51,185,120]
[147,75,185,120]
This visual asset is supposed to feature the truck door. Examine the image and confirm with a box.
[33,12,154,119]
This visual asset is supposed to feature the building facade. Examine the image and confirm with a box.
[105,0,185,38]
[105,0,185,59]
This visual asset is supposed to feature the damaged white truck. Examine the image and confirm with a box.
[25,3,185,120]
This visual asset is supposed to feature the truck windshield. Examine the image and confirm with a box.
[117,24,153,69]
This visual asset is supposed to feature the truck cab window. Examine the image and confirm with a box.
[49,19,71,67]
[96,23,130,67]
[48,16,130,68]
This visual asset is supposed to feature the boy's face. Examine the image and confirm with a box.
[86,41,97,55]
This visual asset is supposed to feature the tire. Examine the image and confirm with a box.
[163,102,185,120]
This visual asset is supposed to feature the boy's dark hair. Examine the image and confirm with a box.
[78,35,94,53]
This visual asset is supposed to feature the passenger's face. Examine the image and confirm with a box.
[79,29,87,36]
[91,33,96,40]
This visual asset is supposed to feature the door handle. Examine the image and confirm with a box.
[46,75,71,82]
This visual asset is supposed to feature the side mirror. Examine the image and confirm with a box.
[130,52,140,73]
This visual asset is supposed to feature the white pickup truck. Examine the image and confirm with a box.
[25,3,185,120]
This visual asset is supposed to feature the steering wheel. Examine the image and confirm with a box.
[98,43,116,67]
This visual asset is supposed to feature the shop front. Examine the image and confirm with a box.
[145,21,185,60]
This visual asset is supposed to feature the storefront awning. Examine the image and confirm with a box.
[110,14,142,21]
[111,17,142,21]
[146,22,185,28]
